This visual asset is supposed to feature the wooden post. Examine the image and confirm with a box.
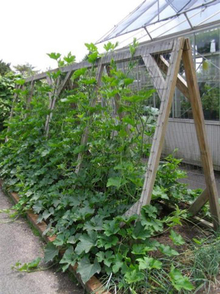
[24,80,35,118]
[182,39,220,229]
[156,55,190,101]
[5,85,22,142]
[188,188,208,216]
[156,48,219,228]
[125,38,185,217]
[45,71,73,138]
[141,54,165,100]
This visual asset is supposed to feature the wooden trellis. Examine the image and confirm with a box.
[19,37,220,229]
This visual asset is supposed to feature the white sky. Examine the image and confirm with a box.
[0,0,140,72]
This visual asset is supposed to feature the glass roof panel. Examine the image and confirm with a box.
[97,0,220,43]
[166,0,198,12]
[187,4,220,26]
[149,14,190,38]
[104,0,158,40]
[121,1,170,34]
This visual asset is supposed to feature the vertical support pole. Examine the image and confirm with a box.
[125,38,185,217]
[5,84,22,142]
[25,80,35,118]
[45,71,73,138]
[182,39,220,229]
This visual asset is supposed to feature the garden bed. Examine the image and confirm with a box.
[0,180,109,294]
[0,44,220,293]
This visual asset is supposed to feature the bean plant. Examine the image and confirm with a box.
[0,42,201,293]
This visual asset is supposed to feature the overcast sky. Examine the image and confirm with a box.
[0,0,141,72]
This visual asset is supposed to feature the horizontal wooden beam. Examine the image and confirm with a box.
[25,39,174,83]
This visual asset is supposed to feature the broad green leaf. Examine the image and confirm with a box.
[107,177,122,189]
[53,234,65,246]
[81,78,96,85]
[60,246,77,272]
[170,230,185,245]
[33,202,43,214]
[141,205,158,218]
[44,243,59,263]
[137,257,162,270]
[96,250,114,267]
[103,219,120,236]
[63,52,76,64]
[131,221,151,240]
[77,257,101,283]
[159,244,179,257]
[104,42,118,52]
[47,52,61,60]
[125,269,145,284]
[169,264,194,291]
[131,244,148,255]
[73,68,87,79]
[112,254,124,274]
[15,79,25,85]
[75,231,97,255]
[97,235,119,250]
[152,186,169,200]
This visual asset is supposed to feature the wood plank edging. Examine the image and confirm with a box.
[0,181,110,294]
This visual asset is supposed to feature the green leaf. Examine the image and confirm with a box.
[169,264,194,291]
[53,234,65,246]
[63,52,76,64]
[44,243,59,263]
[75,231,97,255]
[96,250,114,267]
[131,221,151,240]
[131,244,148,255]
[112,254,124,274]
[47,52,61,60]
[103,219,120,237]
[77,257,101,283]
[125,269,145,284]
[27,257,41,269]
[60,246,77,272]
[141,205,158,218]
[15,79,25,85]
[152,186,169,200]
[107,177,122,189]
[137,257,162,270]
[103,42,118,52]
[159,244,179,257]
[170,230,185,245]
[97,235,119,250]
[73,68,87,79]
[12,257,41,272]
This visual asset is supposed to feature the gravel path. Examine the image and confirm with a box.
[0,188,83,294]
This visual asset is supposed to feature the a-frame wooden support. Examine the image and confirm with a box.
[124,38,220,229]
[45,70,73,137]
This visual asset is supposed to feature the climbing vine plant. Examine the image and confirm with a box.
[0,42,207,293]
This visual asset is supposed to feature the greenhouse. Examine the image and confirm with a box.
[97,0,220,170]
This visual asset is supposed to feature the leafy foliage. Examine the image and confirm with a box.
[0,59,11,76]
[0,74,15,131]
[0,42,206,292]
